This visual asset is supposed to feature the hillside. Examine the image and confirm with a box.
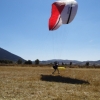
[0,48,25,62]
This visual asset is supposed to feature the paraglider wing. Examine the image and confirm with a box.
[49,2,65,30]
[61,0,78,24]
[48,0,78,30]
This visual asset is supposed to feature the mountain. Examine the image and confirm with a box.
[0,48,25,62]
[39,59,100,65]
[39,59,80,64]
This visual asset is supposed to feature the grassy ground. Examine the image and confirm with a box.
[0,66,100,100]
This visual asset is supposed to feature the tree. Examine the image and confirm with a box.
[70,62,72,66]
[35,59,39,65]
[17,59,22,64]
[86,62,89,66]
[62,62,64,65]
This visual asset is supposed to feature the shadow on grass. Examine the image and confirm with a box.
[41,75,90,85]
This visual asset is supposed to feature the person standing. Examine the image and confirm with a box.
[52,62,60,74]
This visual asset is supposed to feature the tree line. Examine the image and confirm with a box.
[0,60,13,64]
[0,59,40,65]
[18,59,40,65]
[0,59,94,66]
[0,59,100,68]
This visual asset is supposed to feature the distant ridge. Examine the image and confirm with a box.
[0,48,25,62]
[39,59,100,65]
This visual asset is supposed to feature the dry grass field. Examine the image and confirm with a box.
[0,66,100,100]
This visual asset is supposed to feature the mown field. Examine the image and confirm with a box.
[0,66,100,100]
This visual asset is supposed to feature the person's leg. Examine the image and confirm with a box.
[52,69,56,74]
[57,68,60,74]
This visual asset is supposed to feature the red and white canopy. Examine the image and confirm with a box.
[49,0,78,30]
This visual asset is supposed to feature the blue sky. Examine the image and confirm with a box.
[0,0,100,61]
